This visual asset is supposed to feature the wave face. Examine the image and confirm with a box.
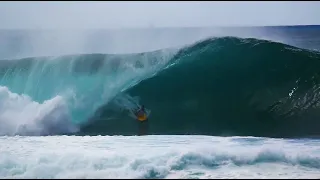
[1,37,320,137]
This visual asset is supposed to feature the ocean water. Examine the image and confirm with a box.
[0,26,320,178]
[1,136,320,179]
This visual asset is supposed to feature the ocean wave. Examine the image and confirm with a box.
[1,37,320,137]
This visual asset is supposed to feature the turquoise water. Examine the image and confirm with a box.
[0,37,320,137]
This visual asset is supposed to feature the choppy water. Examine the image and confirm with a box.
[1,136,320,179]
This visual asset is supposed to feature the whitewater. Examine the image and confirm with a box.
[1,136,320,179]
[1,26,320,178]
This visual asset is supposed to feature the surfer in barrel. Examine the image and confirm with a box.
[133,105,148,122]
[133,105,149,135]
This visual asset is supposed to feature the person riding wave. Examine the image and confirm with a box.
[134,105,148,122]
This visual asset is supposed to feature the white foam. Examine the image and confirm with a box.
[0,135,319,179]
[0,86,79,136]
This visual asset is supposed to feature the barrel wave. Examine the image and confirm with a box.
[1,37,320,138]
